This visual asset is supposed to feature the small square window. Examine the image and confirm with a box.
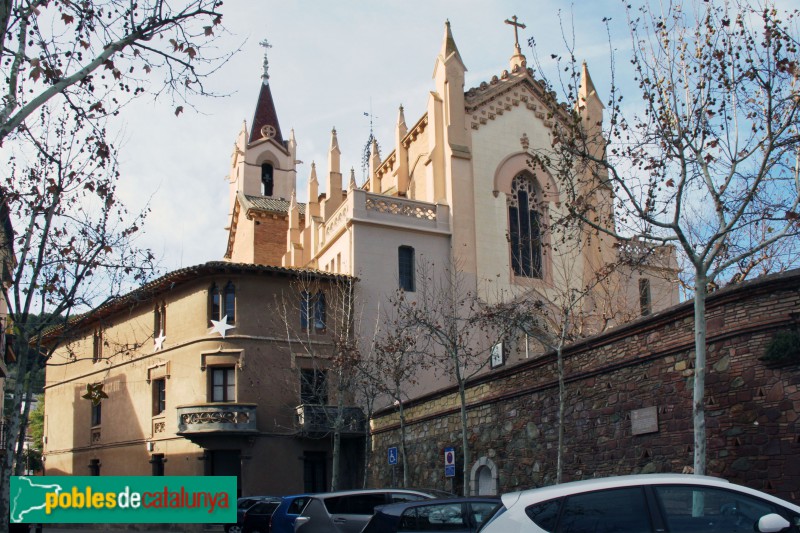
[152,378,166,416]
[300,369,327,405]
[210,367,235,402]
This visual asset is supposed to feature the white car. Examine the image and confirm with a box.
[479,474,800,533]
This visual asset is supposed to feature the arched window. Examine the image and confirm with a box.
[261,163,274,196]
[153,302,166,338]
[639,278,652,316]
[209,282,236,325]
[224,282,236,324]
[314,291,326,332]
[507,174,543,278]
[208,283,220,324]
[398,246,415,292]
[300,290,311,331]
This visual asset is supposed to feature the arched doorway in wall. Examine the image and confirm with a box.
[469,456,499,496]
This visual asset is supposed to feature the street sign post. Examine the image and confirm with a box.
[444,447,455,478]
[388,447,398,465]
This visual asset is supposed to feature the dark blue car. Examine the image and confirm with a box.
[361,497,501,533]
[269,494,315,533]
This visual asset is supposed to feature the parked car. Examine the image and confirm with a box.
[270,494,314,533]
[241,498,282,533]
[479,474,800,533]
[271,488,451,533]
[362,497,501,533]
[226,496,281,533]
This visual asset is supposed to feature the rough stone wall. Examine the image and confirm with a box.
[370,270,800,501]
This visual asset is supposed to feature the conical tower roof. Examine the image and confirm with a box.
[249,81,285,145]
[249,41,285,145]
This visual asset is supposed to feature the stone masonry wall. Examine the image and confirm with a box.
[370,270,800,501]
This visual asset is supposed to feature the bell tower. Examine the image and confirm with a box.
[227,39,297,210]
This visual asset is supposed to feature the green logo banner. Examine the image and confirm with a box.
[10,476,237,524]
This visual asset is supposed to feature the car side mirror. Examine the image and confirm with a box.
[294,515,311,532]
[757,513,790,533]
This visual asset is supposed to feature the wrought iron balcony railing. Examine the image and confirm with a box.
[295,404,366,437]
[176,403,257,436]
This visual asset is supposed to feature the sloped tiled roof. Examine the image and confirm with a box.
[41,261,352,342]
[243,195,306,216]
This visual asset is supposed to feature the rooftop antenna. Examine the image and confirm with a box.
[361,99,379,183]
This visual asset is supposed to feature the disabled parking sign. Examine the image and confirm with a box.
[388,447,398,465]
[444,447,455,478]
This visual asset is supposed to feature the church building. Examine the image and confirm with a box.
[42,17,679,496]
[224,19,678,388]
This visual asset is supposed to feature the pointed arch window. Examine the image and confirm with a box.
[314,291,326,332]
[508,174,543,278]
[261,163,274,196]
[208,281,236,325]
[300,290,326,333]
[639,278,652,316]
[153,301,166,338]
[224,282,236,324]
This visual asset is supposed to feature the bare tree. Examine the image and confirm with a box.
[392,258,513,495]
[501,252,648,483]
[352,331,384,488]
[370,290,434,488]
[278,273,363,491]
[0,0,232,143]
[0,106,155,531]
[529,0,800,475]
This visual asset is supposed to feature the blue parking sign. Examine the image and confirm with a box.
[388,447,398,465]
[444,447,455,477]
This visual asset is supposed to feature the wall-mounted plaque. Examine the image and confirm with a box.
[631,406,659,435]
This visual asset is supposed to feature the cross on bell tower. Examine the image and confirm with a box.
[504,15,527,70]
[260,39,272,84]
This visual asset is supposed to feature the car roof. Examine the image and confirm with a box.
[375,497,501,517]
[309,488,436,499]
[501,474,800,513]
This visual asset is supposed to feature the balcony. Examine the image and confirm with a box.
[176,403,257,440]
[295,404,366,437]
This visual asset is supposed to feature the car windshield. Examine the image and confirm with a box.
[237,498,259,509]
[287,497,311,515]
[250,502,280,514]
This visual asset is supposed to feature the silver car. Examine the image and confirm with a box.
[479,474,800,533]
[291,488,447,533]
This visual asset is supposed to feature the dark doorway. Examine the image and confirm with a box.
[303,451,327,493]
[208,450,241,496]
[150,454,165,476]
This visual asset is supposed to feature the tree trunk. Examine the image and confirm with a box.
[692,276,708,475]
[398,402,409,488]
[331,376,345,491]
[14,373,34,475]
[458,382,469,496]
[1,337,32,533]
[361,404,372,489]
[556,344,565,484]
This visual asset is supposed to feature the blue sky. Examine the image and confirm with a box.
[116,0,627,273]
